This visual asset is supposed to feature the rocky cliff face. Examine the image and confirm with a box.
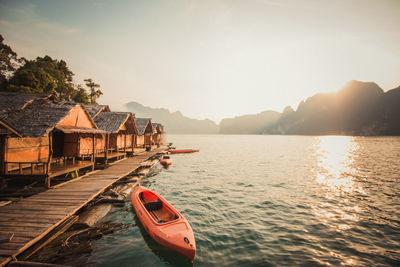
[264,81,400,135]
[219,111,281,134]
[125,80,400,136]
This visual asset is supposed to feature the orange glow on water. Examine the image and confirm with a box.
[314,136,365,196]
[311,136,368,265]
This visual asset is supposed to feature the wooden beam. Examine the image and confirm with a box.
[104,134,107,160]
[132,134,135,154]
[46,133,53,188]
[92,134,95,163]
[105,134,109,165]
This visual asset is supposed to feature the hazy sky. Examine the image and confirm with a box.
[1,0,399,122]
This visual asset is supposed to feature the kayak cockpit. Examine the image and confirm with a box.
[140,191,178,224]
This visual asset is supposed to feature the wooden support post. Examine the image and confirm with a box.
[31,163,34,174]
[19,163,22,174]
[105,134,109,165]
[132,134,135,155]
[46,133,53,188]
[124,134,127,152]
[104,134,107,159]
[92,134,96,163]
[115,135,118,154]
[46,133,53,175]
[46,175,50,188]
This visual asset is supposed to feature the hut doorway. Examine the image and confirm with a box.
[52,132,64,157]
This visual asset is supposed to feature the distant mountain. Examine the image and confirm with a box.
[264,80,400,135]
[219,111,281,134]
[126,80,400,135]
[125,101,218,134]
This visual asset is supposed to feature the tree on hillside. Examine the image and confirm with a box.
[72,85,91,104]
[84,78,103,104]
[0,34,24,90]
[0,34,102,104]
[7,56,76,99]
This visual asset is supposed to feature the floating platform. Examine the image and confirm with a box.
[0,146,168,266]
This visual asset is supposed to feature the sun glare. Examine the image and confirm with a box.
[314,136,362,196]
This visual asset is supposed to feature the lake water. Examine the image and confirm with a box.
[64,135,400,266]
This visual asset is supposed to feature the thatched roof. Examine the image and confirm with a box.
[0,114,22,136]
[0,99,102,137]
[84,104,111,118]
[94,112,137,134]
[152,123,165,133]
[0,91,56,112]
[135,118,153,135]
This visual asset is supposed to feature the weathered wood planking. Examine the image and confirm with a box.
[0,146,167,266]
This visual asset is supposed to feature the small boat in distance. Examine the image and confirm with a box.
[169,149,199,154]
[160,155,172,166]
[131,185,196,260]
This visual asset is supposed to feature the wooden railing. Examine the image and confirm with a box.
[4,161,47,175]
[3,155,94,175]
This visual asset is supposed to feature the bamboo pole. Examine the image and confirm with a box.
[132,134,135,155]
[92,134,96,171]
[124,134,126,152]
[46,133,53,188]
[105,134,109,165]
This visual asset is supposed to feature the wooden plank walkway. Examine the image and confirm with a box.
[0,146,167,266]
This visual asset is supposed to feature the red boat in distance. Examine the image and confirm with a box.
[131,185,196,260]
[169,149,199,154]
[159,155,172,166]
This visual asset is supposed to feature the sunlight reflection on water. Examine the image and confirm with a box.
[68,135,400,267]
[314,136,367,196]
[312,136,367,265]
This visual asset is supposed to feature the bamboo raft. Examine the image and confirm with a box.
[0,146,168,266]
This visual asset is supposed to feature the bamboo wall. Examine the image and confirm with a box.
[145,135,152,146]
[57,134,105,157]
[109,134,135,150]
[109,134,120,149]
[79,135,95,156]
[5,136,49,162]
[126,135,133,148]
[96,135,105,153]
[136,135,144,147]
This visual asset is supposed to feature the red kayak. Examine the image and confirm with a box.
[169,149,199,154]
[159,155,172,166]
[131,185,196,260]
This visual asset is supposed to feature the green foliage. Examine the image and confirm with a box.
[8,63,57,93]
[84,78,103,104]
[73,85,91,104]
[0,34,23,89]
[8,56,76,100]
[0,34,103,104]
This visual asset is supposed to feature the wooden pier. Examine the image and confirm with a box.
[0,146,167,266]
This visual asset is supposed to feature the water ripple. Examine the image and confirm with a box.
[71,135,400,266]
